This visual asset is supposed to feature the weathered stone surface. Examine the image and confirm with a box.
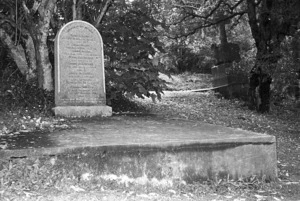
[53,20,111,117]
[53,106,112,117]
[0,116,277,183]
[211,64,228,87]
[211,43,241,65]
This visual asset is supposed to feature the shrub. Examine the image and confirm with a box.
[105,59,166,105]
[101,4,167,104]
[0,64,54,115]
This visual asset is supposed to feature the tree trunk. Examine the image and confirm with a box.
[248,59,272,113]
[23,32,37,81]
[23,0,57,91]
[72,0,77,20]
[0,28,27,74]
[35,30,53,91]
[0,28,36,80]
[247,0,300,112]
[246,0,277,112]
[76,0,83,20]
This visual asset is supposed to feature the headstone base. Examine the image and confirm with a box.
[53,106,112,117]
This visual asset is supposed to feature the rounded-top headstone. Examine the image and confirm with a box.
[54,20,111,117]
[55,20,105,106]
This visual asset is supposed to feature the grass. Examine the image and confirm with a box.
[0,72,300,200]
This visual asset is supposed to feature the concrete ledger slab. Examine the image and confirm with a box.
[0,116,277,183]
[53,106,112,117]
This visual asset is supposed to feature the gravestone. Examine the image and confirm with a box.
[211,64,229,87]
[211,43,241,65]
[211,13,241,65]
[53,20,112,117]
[211,14,246,99]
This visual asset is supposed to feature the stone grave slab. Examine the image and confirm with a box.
[0,115,277,183]
[53,20,112,117]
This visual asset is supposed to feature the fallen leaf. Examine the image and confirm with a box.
[81,172,93,181]
[49,157,57,166]
[168,189,176,194]
[70,185,85,192]
[0,142,8,149]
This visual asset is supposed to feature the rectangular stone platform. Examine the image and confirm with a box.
[0,115,277,183]
[53,105,112,117]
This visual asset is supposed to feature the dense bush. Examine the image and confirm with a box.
[101,3,166,103]
[105,59,166,105]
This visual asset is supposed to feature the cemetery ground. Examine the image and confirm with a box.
[0,73,299,201]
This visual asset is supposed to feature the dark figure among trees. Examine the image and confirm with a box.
[249,66,272,112]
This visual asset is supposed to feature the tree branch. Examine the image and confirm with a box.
[173,4,200,10]
[0,14,15,26]
[22,1,30,14]
[223,0,245,12]
[169,11,247,39]
[31,0,41,14]
[0,14,29,37]
[94,0,114,29]
[167,0,248,39]
[246,0,260,45]
[172,0,224,25]
[0,28,28,75]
